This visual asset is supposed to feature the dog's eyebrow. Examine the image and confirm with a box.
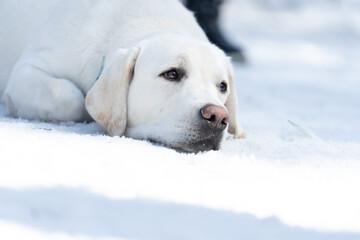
[163,55,188,70]
[160,55,189,75]
[177,55,189,68]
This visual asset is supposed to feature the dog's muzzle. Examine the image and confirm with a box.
[178,104,229,153]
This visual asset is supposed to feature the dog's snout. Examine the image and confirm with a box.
[200,104,229,131]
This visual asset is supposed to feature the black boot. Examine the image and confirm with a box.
[186,0,246,62]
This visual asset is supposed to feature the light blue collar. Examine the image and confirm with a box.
[96,56,105,80]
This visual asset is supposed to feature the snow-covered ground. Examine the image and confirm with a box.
[1,0,360,239]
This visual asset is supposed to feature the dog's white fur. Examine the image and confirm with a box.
[0,0,244,152]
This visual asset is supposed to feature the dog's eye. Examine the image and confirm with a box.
[219,82,227,93]
[163,69,178,81]
[161,69,182,81]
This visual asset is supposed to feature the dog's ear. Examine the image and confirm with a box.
[225,60,246,139]
[85,47,140,136]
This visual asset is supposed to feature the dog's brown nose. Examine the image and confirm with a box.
[200,104,229,131]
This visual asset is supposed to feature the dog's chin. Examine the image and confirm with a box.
[167,132,224,153]
[138,125,225,153]
[177,138,221,153]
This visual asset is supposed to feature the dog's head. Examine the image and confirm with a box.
[86,33,244,153]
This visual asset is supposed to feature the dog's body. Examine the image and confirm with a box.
[0,0,244,152]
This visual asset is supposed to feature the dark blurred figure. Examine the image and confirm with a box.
[186,0,246,62]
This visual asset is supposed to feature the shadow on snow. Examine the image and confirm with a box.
[0,187,358,240]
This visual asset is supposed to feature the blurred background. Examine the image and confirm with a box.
[222,0,360,70]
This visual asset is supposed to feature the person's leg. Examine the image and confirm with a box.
[186,0,245,62]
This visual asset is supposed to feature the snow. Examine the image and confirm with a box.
[1,0,360,239]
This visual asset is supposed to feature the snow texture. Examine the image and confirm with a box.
[1,0,360,239]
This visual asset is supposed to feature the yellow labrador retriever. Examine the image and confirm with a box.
[0,0,245,152]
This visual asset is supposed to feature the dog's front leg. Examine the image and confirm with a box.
[4,60,90,122]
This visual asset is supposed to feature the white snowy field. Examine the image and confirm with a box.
[1,0,360,239]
